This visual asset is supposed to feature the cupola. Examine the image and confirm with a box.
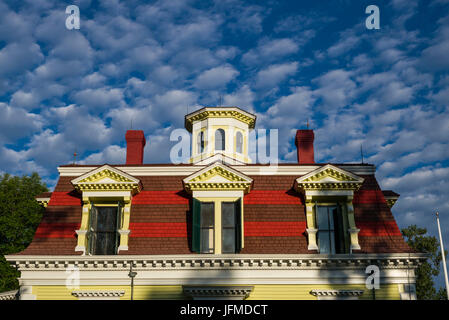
[185,107,256,165]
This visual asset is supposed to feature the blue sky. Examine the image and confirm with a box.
[1,0,449,288]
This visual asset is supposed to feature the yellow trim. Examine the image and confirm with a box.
[37,200,49,207]
[185,109,256,132]
[77,169,135,183]
[30,283,401,300]
[72,168,141,193]
[302,168,358,182]
[195,196,242,254]
[76,196,131,254]
[304,195,359,252]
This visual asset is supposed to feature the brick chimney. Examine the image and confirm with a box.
[125,130,146,165]
[295,130,315,164]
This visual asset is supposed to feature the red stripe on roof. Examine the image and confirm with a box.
[244,190,303,205]
[34,223,80,238]
[129,222,188,237]
[132,191,189,205]
[244,221,306,237]
[357,221,402,236]
[353,190,387,204]
[48,192,82,206]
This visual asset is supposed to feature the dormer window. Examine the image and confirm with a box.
[88,205,121,255]
[316,205,347,254]
[236,131,243,153]
[197,131,205,153]
[215,129,225,151]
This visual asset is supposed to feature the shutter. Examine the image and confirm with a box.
[192,198,201,253]
[235,198,242,253]
[88,205,98,255]
[115,202,122,254]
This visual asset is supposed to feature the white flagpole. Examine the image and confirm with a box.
[436,212,449,300]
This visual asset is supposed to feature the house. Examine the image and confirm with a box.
[6,106,426,300]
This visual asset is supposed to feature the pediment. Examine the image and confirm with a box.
[296,164,364,190]
[71,165,141,192]
[183,162,252,193]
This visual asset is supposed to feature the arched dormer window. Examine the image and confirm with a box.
[215,129,225,151]
[236,132,243,153]
[197,131,205,153]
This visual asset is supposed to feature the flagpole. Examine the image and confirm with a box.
[436,212,449,300]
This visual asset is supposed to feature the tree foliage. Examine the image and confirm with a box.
[0,172,48,292]
[402,224,448,300]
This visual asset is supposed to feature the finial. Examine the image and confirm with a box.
[306,118,309,129]
[73,151,77,164]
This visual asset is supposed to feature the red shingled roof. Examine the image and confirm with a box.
[14,165,413,255]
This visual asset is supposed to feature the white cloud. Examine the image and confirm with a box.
[254,62,298,89]
[73,87,125,110]
[0,42,44,76]
[194,65,239,89]
[0,103,43,143]
[242,38,299,66]
[80,145,126,165]
[313,69,356,110]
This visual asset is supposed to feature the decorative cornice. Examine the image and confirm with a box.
[296,164,364,191]
[184,162,253,193]
[185,182,252,192]
[0,290,19,300]
[298,182,363,190]
[185,107,256,132]
[183,286,254,299]
[5,253,429,272]
[58,164,377,177]
[36,198,50,207]
[71,165,141,194]
[71,290,125,298]
[310,289,364,297]
[385,196,399,208]
[190,166,246,182]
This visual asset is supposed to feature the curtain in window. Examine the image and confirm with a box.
[316,205,346,254]
[215,129,225,151]
[236,132,243,153]
[197,131,204,153]
[192,199,243,254]
[88,206,119,255]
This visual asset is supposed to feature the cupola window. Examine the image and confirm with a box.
[215,129,225,151]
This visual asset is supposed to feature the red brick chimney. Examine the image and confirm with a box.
[295,130,315,164]
[125,130,146,165]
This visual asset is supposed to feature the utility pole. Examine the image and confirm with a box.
[436,212,449,300]
[128,263,137,300]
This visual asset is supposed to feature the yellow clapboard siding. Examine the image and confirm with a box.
[32,283,400,300]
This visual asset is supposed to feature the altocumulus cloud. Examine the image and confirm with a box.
[0,1,448,287]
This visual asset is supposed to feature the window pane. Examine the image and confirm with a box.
[328,207,337,229]
[201,203,214,227]
[222,228,235,253]
[215,129,225,150]
[200,228,214,253]
[316,206,329,230]
[96,207,117,232]
[329,231,336,254]
[94,232,116,255]
[236,132,243,153]
[318,231,331,254]
[222,202,235,227]
[198,132,204,153]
